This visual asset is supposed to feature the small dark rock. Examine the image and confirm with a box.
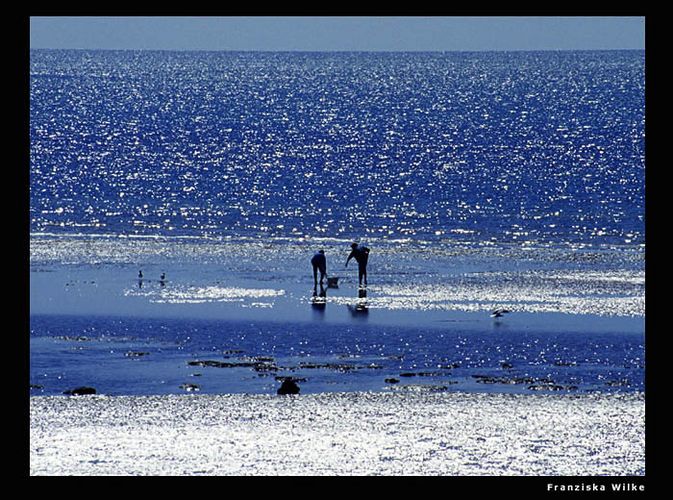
[384,378,400,384]
[500,362,514,369]
[30,384,44,390]
[277,379,300,395]
[63,386,97,396]
[125,351,150,358]
[274,376,307,383]
[399,372,417,377]
[188,360,255,368]
[553,360,577,367]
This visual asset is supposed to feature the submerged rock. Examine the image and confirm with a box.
[188,359,279,372]
[125,351,150,358]
[63,386,97,396]
[388,383,456,393]
[528,384,578,392]
[188,360,255,368]
[298,362,357,372]
[472,375,555,386]
[275,376,307,383]
[605,379,631,387]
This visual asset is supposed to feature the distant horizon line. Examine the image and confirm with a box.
[29,47,645,53]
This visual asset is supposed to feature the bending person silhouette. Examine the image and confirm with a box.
[311,250,327,286]
[345,242,370,287]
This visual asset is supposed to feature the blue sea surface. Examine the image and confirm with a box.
[30,50,644,246]
[29,50,645,396]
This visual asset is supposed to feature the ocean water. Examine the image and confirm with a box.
[30,50,644,245]
[29,50,645,397]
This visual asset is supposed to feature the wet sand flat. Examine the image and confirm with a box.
[30,391,644,476]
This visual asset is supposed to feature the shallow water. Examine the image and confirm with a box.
[29,232,644,397]
[29,310,644,396]
[30,233,644,318]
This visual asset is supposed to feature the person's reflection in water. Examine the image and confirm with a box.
[311,283,327,316]
[347,301,369,319]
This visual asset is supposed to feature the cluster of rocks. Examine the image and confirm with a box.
[298,361,383,372]
[187,358,278,373]
[399,370,446,378]
[41,344,623,397]
[472,375,578,392]
[528,383,579,391]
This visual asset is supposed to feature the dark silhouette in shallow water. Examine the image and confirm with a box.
[277,379,300,395]
[311,250,327,286]
[63,386,97,396]
[345,243,370,287]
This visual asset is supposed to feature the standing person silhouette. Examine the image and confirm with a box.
[345,242,370,287]
[311,250,327,286]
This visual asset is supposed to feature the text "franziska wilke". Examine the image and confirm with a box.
[547,482,644,492]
